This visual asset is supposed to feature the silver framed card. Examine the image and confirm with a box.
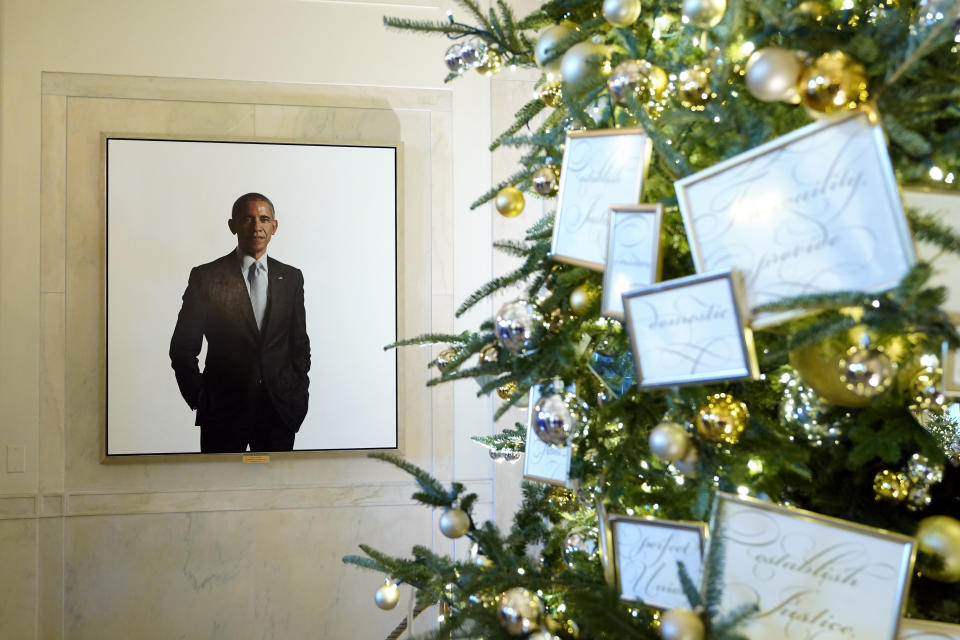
[608,514,707,610]
[906,188,960,395]
[706,491,916,640]
[551,128,652,270]
[602,204,663,320]
[522,385,571,486]
[676,111,916,328]
[900,619,960,639]
[623,269,759,389]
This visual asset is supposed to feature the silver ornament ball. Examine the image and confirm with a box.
[562,527,599,567]
[439,507,471,538]
[745,47,802,102]
[560,41,610,90]
[649,422,692,462]
[533,390,588,446]
[534,22,576,74]
[602,0,642,27]
[495,300,538,353]
[497,587,543,635]
[681,0,726,26]
[459,36,488,68]
[444,43,467,74]
[374,580,400,610]
[779,376,837,442]
[501,450,522,464]
[838,343,897,398]
[660,607,705,640]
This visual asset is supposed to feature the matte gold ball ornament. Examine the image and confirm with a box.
[745,47,803,102]
[916,515,960,583]
[561,41,611,90]
[439,507,471,538]
[497,587,544,635]
[539,80,563,107]
[659,607,705,640]
[532,165,560,196]
[602,0,642,27]
[681,0,727,26]
[495,186,525,218]
[696,393,749,444]
[676,66,711,109]
[797,50,868,115]
[374,580,401,610]
[649,422,692,462]
[569,283,599,315]
[534,22,577,74]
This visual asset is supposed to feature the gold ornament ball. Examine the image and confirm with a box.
[789,341,870,408]
[569,283,599,315]
[607,59,667,104]
[838,343,896,398]
[873,469,908,502]
[539,80,563,108]
[439,507,471,538]
[495,186,525,218]
[696,393,749,445]
[602,0,642,27]
[916,515,960,583]
[374,580,400,610]
[561,42,611,90]
[797,0,830,20]
[745,47,802,102]
[681,0,726,26]
[677,66,711,109]
[660,607,705,640]
[478,343,499,365]
[435,348,457,372]
[497,381,518,400]
[910,368,946,411]
[649,422,692,462]
[476,49,503,76]
[532,165,560,197]
[797,50,868,115]
[534,22,577,74]
[497,587,543,635]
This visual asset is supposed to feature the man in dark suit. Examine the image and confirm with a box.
[170,193,311,452]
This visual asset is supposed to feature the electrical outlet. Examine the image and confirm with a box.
[6,445,25,473]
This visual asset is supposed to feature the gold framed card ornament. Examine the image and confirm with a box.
[550,129,653,270]
[706,491,916,640]
[675,111,916,328]
[623,269,759,389]
[602,204,663,320]
[900,619,960,639]
[608,514,707,610]
[522,385,572,487]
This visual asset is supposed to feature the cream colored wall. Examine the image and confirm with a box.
[0,0,545,638]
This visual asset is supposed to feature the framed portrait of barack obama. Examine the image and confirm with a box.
[105,136,399,456]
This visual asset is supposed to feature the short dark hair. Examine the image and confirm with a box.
[231,192,275,220]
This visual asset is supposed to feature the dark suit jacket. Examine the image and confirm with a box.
[169,251,311,432]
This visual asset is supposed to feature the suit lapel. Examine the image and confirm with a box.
[262,257,287,338]
[219,252,260,338]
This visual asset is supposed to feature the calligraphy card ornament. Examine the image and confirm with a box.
[550,129,653,270]
[905,188,960,396]
[623,269,759,389]
[706,491,916,640]
[675,110,916,328]
[608,514,707,610]
[602,204,664,320]
[522,385,572,487]
[899,619,960,639]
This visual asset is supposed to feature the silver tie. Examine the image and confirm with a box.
[248,262,266,330]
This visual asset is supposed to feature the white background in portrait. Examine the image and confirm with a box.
[107,139,397,454]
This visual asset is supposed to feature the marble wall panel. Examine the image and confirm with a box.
[0,519,38,638]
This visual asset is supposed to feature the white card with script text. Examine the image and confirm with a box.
[623,270,758,388]
[709,492,916,640]
[602,205,663,320]
[522,386,571,486]
[676,111,915,328]
[900,619,960,639]
[611,516,706,610]
[551,129,652,270]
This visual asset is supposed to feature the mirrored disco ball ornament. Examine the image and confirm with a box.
[607,59,667,104]
[444,43,468,74]
[459,36,488,67]
[495,300,538,352]
[779,372,838,442]
[562,527,599,567]
[837,342,896,398]
[498,587,543,635]
[533,388,589,446]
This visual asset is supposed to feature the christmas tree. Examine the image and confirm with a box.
[346,0,960,637]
